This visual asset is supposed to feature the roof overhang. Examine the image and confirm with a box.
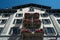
[46,9,60,13]
[12,3,51,9]
[0,3,60,13]
[0,9,17,13]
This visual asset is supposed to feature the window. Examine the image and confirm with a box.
[0,28,3,34]
[2,13,11,17]
[1,19,7,24]
[13,19,22,24]
[20,8,22,11]
[41,8,45,11]
[16,14,23,17]
[0,19,7,24]
[57,19,60,24]
[9,28,13,34]
[16,19,22,24]
[29,7,34,11]
[54,14,60,17]
[9,27,20,34]
[0,20,1,24]
[42,19,51,24]
[41,14,48,17]
[44,27,55,34]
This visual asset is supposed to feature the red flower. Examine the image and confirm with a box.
[35,29,40,33]
[21,29,30,33]
[35,29,43,33]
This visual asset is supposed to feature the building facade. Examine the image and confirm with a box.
[0,3,60,40]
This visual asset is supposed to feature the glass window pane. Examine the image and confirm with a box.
[57,19,60,24]
[1,19,7,24]
[16,14,23,17]
[9,28,13,34]
[0,20,2,24]
[41,9,45,11]
[54,14,60,17]
[13,19,22,24]
[29,7,34,11]
[13,19,16,24]
[0,28,3,34]
[9,27,20,34]
[16,19,22,24]
[2,13,11,17]
[42,19,51,24]
[20,8,22,11]
[41,14,48,17]
[44,27,55,34]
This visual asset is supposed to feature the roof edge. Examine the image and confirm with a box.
[12,3,51,9]
[46,9,60,13]
[0,9,17,13]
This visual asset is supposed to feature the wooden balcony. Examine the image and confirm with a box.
[23,19,32,29]
[22,29,44,40]
[33,19,41,28]
[24,13,32,19]
[33,13,39,19]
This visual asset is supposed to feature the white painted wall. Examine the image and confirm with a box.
[0,7,57,36]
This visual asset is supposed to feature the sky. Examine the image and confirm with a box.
[0,0,60,9]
